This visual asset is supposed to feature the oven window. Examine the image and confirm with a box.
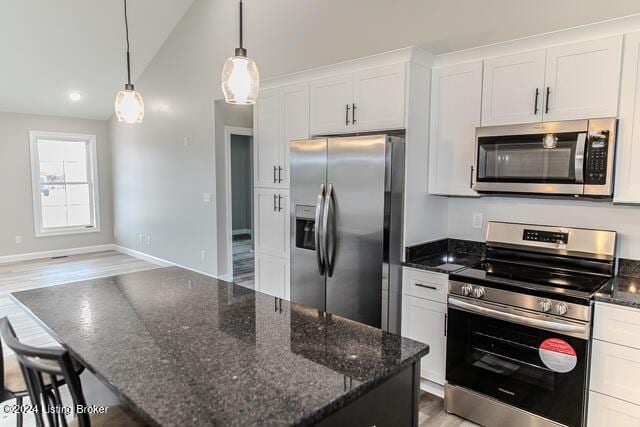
[446,307,587,427]
[477,132,583,183]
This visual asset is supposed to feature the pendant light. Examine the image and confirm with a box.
[221,0,260,105]
[114,0,144,123]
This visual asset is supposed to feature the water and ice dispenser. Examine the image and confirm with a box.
[295,205,316,251]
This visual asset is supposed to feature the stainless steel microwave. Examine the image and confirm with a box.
[473,118,617,198]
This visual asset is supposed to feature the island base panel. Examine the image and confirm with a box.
[315,361,420,426]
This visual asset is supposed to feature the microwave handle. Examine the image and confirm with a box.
[575,133,587,184]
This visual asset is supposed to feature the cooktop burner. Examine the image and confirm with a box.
[450,260,611,304]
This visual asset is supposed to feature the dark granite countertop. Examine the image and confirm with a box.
[11,267,429,427]
[594,276,640,308]
[403,238,484,274]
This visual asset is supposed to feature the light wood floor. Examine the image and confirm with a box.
[0,251,159,427]
[233,234,255,289]
[419,392,478,426]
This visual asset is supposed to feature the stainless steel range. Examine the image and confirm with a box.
[445,221,616,427]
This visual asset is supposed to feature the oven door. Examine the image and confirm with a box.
[446,296,588,427]
[474,126,587,195]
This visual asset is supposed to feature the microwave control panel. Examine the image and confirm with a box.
[585,131,609,185]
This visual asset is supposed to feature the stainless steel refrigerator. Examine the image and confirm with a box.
[289,135,405,330]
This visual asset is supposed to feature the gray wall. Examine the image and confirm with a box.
[110,0,253,276]
[447,197,640,259]
[230,135,252,232]
[0,112,113,256]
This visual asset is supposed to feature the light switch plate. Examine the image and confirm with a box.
[15,236,22,244]
[203,193,211,203]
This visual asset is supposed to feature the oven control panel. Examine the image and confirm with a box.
[522,229,569,244]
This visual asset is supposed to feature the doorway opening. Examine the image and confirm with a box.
[225,127,254,288]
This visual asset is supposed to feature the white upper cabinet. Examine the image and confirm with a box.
[310,74,353,135]
[255,89,280,188]
[482,50,546,126]
[255,83,309,189]
[480,36,622,126]
[615,31,640,204]
[310,63,406,135]
[543,36,622,121]
[352,63,406,131]
[429,61,482,197]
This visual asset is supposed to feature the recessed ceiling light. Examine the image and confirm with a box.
[69,92,82,101]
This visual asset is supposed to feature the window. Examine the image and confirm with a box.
[29,131,100,236]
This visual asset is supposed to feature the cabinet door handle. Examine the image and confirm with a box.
[469,165,474,189]
[545,87,551,114]
[352,103,357,125]
[345,104,351,125]
[415,283,437,291]
[534,88,540,115]
[278,166,283,183]
[444,313,448,337]
[278,195,283,212]
[273,194,277,212]
[273,166,277,184]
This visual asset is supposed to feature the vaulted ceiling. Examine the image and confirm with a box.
[3,0,640,120]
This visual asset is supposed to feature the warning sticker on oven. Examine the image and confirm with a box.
[539,338,577,373]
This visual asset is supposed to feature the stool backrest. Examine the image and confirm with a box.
[0,317,90,427]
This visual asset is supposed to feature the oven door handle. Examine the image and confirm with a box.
[575,132,586,184]
[448,297,588,335]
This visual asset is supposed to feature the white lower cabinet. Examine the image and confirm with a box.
[255,252,290,300]
[401,295,446,385]
[588,391,640,427]
[254,188,289,258]
[588,302,640,425]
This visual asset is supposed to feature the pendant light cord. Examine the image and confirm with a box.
[124,0,132,85]
[239,0,243,49]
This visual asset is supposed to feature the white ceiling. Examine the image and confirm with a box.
[0,0,194,120]
[3,0,640,120]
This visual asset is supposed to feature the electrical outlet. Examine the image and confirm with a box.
[138,234,144,244]
[201,250,206,260]
[14,236,22,244]
[203,193,211,203]
[183,136,189,147]
[472,212,484,229]
[146,235,151,245]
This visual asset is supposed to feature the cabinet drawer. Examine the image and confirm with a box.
[588,391,640,427]
[590,340,640,406]
[402,267,448,303]
[594,302,640,349]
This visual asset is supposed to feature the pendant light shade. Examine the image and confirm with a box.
[115,0,144,123]
[221,1,259,105]
[115,84,144,123]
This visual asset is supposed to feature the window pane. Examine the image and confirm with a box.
[66,184,89,205]
[42,206,67,228]
[39,160,64,183]
[34,134,96,233]
[40,185,66,207]
[63,142,87,182]
[67,205,91,226]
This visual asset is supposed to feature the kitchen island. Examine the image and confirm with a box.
[11,266,428,426]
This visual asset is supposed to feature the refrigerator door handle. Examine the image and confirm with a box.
[314,184,325,276]
[323,183,336,277]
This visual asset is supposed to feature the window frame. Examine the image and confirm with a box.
[29,131,101,237]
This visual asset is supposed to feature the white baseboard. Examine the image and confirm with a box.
[420,379,444,398]
[0,244,116,264]
[232,229,252,236]
[112,245,222,280]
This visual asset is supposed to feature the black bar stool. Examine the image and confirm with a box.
[0,317,146,427]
